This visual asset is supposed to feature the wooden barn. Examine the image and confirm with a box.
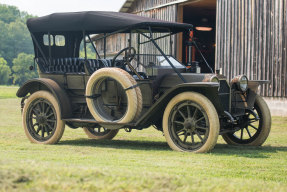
[95,0,287,115]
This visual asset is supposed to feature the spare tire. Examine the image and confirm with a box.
[113,68,143,120]
[86,68,138,124]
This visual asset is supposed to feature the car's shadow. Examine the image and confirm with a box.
[212,144,287,158]
[59,139,170,151]
[59,139,287,158]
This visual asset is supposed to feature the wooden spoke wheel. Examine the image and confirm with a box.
[163,92,219,153]
[83,126,119,140]
[222,95,271,146]
[23,91,65,144]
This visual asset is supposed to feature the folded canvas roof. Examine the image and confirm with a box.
[27,11,192,33]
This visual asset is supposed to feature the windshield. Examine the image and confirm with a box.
[156,56,185,68]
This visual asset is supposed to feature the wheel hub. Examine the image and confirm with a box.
[239,115,249,128]
[38,115,47,125]
[184,118,196,132]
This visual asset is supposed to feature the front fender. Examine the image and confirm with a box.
[135,82,223,128]
[17,78,72,119]
[246,80,270,108]
[248,80,270,92]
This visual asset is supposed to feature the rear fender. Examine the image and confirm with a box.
[16,78,72,119]
[135,82,223,128]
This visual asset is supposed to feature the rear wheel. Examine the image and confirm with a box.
[163,92,219,153]
[222,95,271,146]
[22,91,65,144]
[83,127,119,140]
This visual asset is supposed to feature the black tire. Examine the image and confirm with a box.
[83,127,119,140]
[22,91,65,144]
[162,92,220,153]
[222,95,271,146]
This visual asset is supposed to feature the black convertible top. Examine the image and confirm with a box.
[27,11,192,33]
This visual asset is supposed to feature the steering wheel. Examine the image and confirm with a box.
[111,47,136,68]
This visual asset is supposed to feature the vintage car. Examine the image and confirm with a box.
[17,11,271,153]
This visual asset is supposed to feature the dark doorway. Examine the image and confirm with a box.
[178,0,216,73]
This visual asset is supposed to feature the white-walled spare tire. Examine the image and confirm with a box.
[113,68,142,120]
[86,68,138,124]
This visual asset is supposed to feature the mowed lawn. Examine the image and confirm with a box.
[0,86,286,192]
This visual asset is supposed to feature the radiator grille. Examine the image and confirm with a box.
[218,80,230,112]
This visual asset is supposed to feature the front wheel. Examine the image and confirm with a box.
[162,92,220,153]
[83,127,119,140]
[222,95,271,146]
[22,91,65,144]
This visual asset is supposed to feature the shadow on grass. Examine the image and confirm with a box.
[59,139,170,151]
[212,144,287,158]
[59,139,287,157]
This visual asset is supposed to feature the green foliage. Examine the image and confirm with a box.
[0,19,34,67]
[80,42,97,59]
[0,57,11,84]
[12,53,38,85]
[0,4,35,85]
[0,4,34,24]
[0,4,20,23]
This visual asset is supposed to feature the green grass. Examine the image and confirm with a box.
[0,86,19,99]
[0,88,287,191]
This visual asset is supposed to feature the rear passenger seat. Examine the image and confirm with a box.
[37,58,85,74]
[36,58,120,74]
[85,59,112,74]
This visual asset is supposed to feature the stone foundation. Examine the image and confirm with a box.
[263,97,287,117]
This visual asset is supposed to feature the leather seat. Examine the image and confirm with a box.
[85,59,123,74]
[36,58,123,74]
[36,58,85,74]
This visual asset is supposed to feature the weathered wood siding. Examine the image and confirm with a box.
[136,5,178,58]
[96,34,129,57]
[129,0,178,13]
[216,0,287,97]
[95,2,178,63]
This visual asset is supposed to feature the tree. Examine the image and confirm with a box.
[0,57,11,84]
[0,4,20,23]
[0,4,34,67]
[12,53,38,85]
[0,19,34,68]
[80,43,97,59]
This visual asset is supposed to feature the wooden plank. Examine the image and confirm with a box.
[277,0,284,97]
[239,0,242,77]
[215,0,220,70]
[230,0,234,78]
[223,0,228,76]
[258,0,263,94]
[226,0,231,79]
[250,0,255,81]
[243,0,247,75]
[284,0,287,96]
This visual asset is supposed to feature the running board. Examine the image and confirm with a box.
[63,118,135,127]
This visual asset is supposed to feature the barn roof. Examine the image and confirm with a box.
[119,0,189,13]
[27,11,192,33]
[120,0,136,12]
